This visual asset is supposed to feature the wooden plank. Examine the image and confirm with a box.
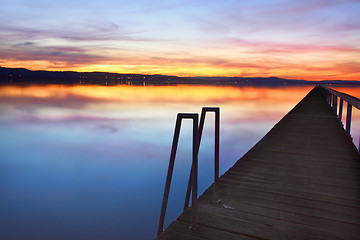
[219,178,360,207]
[158,227,207,240]
[229,160,360,180]
[178,203,357,240]
[199,186,360,225]
[222,170,360,191]
[240,156,360,171]
[199,184,360,220]
[164,220,256,240]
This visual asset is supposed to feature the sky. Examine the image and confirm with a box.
[0,0,360,80]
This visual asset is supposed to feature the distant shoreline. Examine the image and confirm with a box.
[1,66,360,87]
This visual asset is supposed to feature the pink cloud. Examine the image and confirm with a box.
[222,37,360,55]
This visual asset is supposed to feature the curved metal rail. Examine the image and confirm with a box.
[157,107,220,236]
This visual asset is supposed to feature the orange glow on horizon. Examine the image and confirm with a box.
[2,60,360,81]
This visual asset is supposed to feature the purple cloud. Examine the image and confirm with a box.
[0,19,159,43]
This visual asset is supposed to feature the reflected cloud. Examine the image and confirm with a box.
[0,113,124,126]
[0,85,313,108]
[96,124,118,134]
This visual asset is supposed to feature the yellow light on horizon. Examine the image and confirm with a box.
[1,59,360,81]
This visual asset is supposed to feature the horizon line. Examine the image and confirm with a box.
[3,66,360,82]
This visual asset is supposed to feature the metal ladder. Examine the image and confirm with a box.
[157,107,220,235]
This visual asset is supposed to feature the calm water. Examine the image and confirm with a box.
[1,84,358,239]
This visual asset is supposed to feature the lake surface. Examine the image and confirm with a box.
[0,84,358,239]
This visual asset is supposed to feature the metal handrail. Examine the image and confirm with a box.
[157,113,199,235]
[319,85,360,136]
[157,107,220,236]
[322,86,360,110]
[184,107,220,210]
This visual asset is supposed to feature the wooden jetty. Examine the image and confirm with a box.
[157,86,360,239]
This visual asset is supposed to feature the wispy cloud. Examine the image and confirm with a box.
[0,20,151,42]
[12,42,34,48]
[0,43,106,68]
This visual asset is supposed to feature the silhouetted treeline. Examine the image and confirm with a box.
[1,67,359,86]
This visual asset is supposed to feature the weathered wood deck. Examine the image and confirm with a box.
[157,86,360,239]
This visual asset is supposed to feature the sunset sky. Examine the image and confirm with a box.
[1,0,359,80]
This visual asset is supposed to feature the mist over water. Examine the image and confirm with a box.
[3,84,354,239]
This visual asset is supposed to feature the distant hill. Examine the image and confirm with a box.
[1,66,359,86]
[0,66,184,85]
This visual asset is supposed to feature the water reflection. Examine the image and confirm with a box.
[0,84,314,239]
